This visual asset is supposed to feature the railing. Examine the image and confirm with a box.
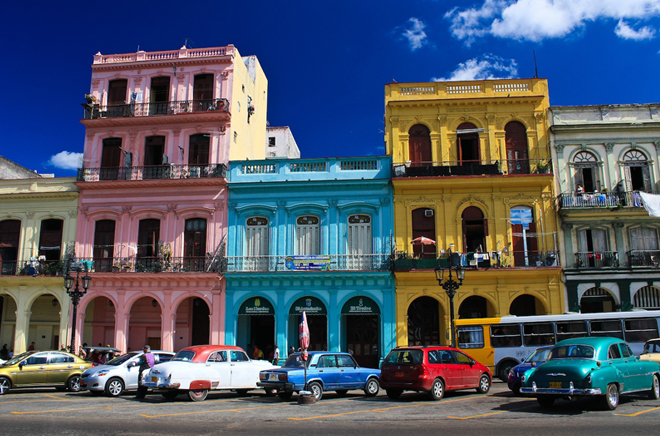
[1,259,65,276]
[94,46,231,65]
[79,256,222,273]
[628,250,660,267]
[575,252,619,269]
[558,191,646,209]
[392,159,552,178]
[393,250,559,270]
[387,79,544,100]
[77,163,226,182]
[83,98,230,120]
[224,254,392,272]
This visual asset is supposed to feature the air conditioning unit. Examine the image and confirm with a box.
[425,209,434,217]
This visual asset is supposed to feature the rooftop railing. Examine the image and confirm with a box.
[83,98,229,120]
[93,46,232,65]
[387,79,545,100]
[77,163,226,182]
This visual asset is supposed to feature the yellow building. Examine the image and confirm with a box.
[385,79,563,349]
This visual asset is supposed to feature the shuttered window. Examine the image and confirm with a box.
[246,217,269,270]
[296,216,319,255]
[347,214,371,270]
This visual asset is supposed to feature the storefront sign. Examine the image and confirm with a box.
[289,296,327,315]
[238,296,274,315]
[341,296,380,315]
[285,255,330,271]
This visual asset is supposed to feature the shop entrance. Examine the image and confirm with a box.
[237,296,276,357]
[342,296,380,368]
[289,296,327,351]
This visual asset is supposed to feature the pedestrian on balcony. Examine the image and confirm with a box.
[576,184,585,195]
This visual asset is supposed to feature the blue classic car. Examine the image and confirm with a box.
[507,346,552,395]
[520,337,660,410]
[258,352,380,401]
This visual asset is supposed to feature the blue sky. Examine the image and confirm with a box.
[2,0,660,177]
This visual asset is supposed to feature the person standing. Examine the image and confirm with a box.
[272,345,280,365]
[0,344,9,360]
[135,345,155,399]
[28,342,35,351]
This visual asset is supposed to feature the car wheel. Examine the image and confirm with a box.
[498,361,516,382]
[67,375,81,392]
[511,386,521,396]
[537,396,555,408]
[364,378,380,397]
[476,374,491,394]
[188,389,209,402]
[162,391,179,401]
[0,377,11,395]
[277,392,293,401]
[105,378,125,397]
[602,383,619,410]
[335,389,348,397]
[308,382,323,401]
[235,389,250,396]
[649,374,660,400]
[386,389,402,400]
[428,378,445,401]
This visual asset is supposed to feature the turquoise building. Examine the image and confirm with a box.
[225,156,395,368]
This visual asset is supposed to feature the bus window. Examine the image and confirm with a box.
[556,321,587,341]
[523,323,555,346]
[457,326,484,349]
[624,318,659,343]
[590,320,623,339]
[490,324,522,347]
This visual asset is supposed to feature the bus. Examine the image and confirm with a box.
[455,310,660,381]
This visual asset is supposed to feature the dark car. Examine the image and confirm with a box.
[258,352,380,401]
[507,346,552,395]
[380,346,492,400]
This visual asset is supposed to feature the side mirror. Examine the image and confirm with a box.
[19,361,26,370]
[128,361,137,368]
[469,359,475,366]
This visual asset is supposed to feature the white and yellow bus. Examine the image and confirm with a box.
[455,310,660,381]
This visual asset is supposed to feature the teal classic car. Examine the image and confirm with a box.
[520,337,660,410]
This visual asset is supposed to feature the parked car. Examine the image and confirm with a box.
[80,350,174,396]
[380,346,492,401]
[520,336,660,410]
[258,351,380,401]
[507,346,553,395]
[640,338,660,364]
[142,345,275,402]
[0,351,92,394]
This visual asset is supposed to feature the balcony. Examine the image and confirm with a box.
[82,98,230,120]
[558,191,645,210]
[1,259,65,276]
[628,250,660,267]
[393,250,559,271]
[391,159,551,178]
[78,256,222,273]
[77,163,227,182]
[224,254,392,273]
[575,252,619,269]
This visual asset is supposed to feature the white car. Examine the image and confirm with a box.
[142,345,276,401]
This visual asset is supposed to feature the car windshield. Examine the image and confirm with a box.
[384,349,423,365]
[644,340,660,354]
[105,352,140,366]
[550,345,595,359]
[525,348,552,363]
[172,350,196,362]
[2,352,32,366]
[281,353,307,368]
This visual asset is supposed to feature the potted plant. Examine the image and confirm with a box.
[536,160,551,174]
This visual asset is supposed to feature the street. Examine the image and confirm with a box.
[1,382,659,435]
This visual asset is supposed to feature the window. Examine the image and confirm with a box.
[39,219,63,261]
[268,137,276,147]
[144,136,166,179]
[207,351,227,362]
[296,216,320,255]
[623,150,651,192]
[620,343,633,358]
[49,353,74,364]
[0,219,20,275]
[510,206,537,267]
[633,287,660,309]
[490,324,522,348]
[193,74,214,111]
[624,318,659,343]
[149,76,170,115]
[451,350,472,364]
[189,134,210,167]
[505,121,529,174]
[384,350,423,365]
[457,326,484,349]
[578,228,609,268]
[573,151,599,192]
[347,214,372,270]
[137,219,160,267]
[108,79,128,106]
[93,220,115,272]
[184,218,206,271]
[230,351,249,362]
[100,138,122,180]
[590,320,623,339]
[463,206,487,254]
[556,321,587,341]
[318,355,337,368]
[246,217,269,271]
[523,323,555,346]
[337,355,356,368]
[411,208,436,259]
[608,344,622,359]
[26,354,48,365]
[408,124,431,167]
[456,122,480,165]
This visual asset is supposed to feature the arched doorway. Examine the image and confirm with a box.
[341,296,380,368]
[237,296,275,358]
[573,151,599,192]
[0,294,17,351]
[622,149,651,192]
[83,296,116,348]
[174,297,210,350]
[407,296,441,346]
[505,121,529,174]
[510,294,544,316]
[580,287,616,313]
[408,124,431,167]
[28,294,62,350]
[456,122,480,165]
[289,297,327,351]
[128,297,162,351]
[458,296,494,319]
[412,208,436,259]
[633,286,660,310]
[510,206,538,267]
[462,206,487,255]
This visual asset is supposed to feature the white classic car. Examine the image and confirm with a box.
[142,345,276,401]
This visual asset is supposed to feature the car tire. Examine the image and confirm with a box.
[476,374,491,394]
[497,361,516,382]
[386,389,402,400]
[235,389,250,396]
[308,382,323,401]
[364,378,380,397]
[105,378,125,397]
[188,389,209,402]
[335,389,348,397]
[428,378,445,401]
[537,396,555,408]
[162,391,179,401]
[0,377,11,395]
[67,375,81,392]
[277,392,293,401]
[602,383,619,410]
[648,374,660,400]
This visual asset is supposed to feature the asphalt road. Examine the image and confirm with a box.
[1,382,659,435]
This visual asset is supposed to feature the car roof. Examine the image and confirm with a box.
[391,346,459,351]
[555,336,622,347]
[178,345,247,363]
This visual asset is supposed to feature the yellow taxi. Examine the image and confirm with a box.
[640,338,660,364]
[0,350,92,394]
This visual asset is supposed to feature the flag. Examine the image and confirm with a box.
[299,310,310,351]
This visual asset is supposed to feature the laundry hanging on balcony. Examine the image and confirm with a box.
[639,192,660,217]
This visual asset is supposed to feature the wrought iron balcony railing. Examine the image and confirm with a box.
[392,159,552,178]
[77,163,226,182]
[79,256,222,273]
[224,254,392,272]
[558,191,648,209]
[393,250,559,270]
[628,250,660,267]
[575,251,619,269]
[0,258,65,276]
[82,98,230,120]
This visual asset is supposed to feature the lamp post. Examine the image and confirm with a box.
[434,248,465,348]
[63,260,91,354]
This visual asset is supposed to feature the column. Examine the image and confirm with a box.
[612,222,627,268]
[562,223,574,268]
[114,291,129,353]
[210,287,224,345]
[160,292,174,351]
[327,288,339,352]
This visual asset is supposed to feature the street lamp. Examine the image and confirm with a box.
[63,260,91,353]
[434,248,465,348]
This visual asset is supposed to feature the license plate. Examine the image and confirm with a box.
[549,381,562,389]
[151,377,158,383]
[395,371,404,377]
[269,373,278,381]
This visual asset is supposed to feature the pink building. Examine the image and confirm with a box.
[74,45,269,352]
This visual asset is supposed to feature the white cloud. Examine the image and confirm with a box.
[445,0,660,43]
[615,20,656,39]
[403,17,429,50]
[432,54,518,81]
[48,151,83,170]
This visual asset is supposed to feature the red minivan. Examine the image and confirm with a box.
[380,346,492,400]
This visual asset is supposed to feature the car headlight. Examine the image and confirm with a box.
[260,373,267,380]
[94,370,109,377]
